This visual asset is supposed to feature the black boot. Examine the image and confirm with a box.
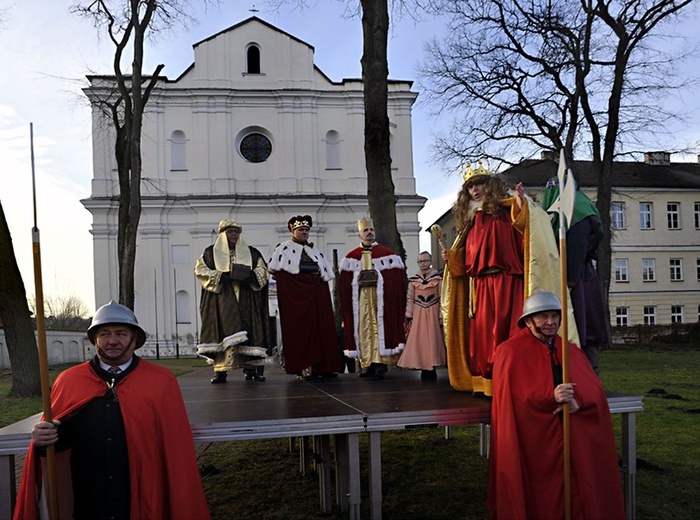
[421,369,437,380]
[244,367,266,382]
[374,364,388,380]
[210,371,227,384]
[253,366,266,382]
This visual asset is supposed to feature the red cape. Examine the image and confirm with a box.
[274,270,343,374]
[487,328,625,520]
[339,244,406,355]
[14,360,210,520]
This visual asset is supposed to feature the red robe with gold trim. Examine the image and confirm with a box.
[487,328,625,520]
[13,359,210,520]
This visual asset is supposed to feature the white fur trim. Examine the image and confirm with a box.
[339,254,404,273]
[269,240,334,282]
[341,254,404,356]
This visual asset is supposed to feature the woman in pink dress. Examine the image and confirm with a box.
[398,252,446,379]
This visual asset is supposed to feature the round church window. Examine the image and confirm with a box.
[239,133,272,163]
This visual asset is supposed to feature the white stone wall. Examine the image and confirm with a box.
[0,332,91,369]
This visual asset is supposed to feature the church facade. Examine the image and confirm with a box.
[82,17,425,354]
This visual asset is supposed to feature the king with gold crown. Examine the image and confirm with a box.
[338,216,407,378]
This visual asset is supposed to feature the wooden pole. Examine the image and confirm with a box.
[559,207,571,520]
[30,122,59,520]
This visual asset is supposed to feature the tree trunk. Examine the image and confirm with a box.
[0,201,41,397]
[360,0,405,260]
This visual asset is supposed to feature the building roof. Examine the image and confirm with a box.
[499,158,700,190]
[193,16,314,50]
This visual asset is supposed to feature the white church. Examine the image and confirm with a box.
[82,16,425,355]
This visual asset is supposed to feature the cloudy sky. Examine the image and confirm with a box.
[1,1,698,310]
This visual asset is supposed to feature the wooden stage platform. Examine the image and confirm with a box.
[0,367,643,520]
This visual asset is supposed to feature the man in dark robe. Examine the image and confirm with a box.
[487,291,625,520]
[269,214,343,378]
[195,219,271,383]
[14,301,210,520]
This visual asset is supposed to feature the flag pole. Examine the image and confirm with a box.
[30,122,59,520]
[557,150,572,520]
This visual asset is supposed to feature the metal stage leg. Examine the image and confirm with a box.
[299,436,308,476]
[347,433,362,520]
[335,434,350,513]
[0,454,15,520]
[479,423,490,457]
[368,431,382,520]
[313,435,333,513]
[622,412,637,520]
[444,426,451,440]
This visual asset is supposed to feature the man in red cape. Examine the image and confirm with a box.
[488,291,625,520]
[269,214,343,377]
[14,301,209,520]
[339,217,406,378]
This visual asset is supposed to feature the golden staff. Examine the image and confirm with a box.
[30,123,59,520]
[429,224,446,251]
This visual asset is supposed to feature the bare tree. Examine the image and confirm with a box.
[75,0,208,309]
[29,294,91,331]
[359,0,406,258]
[266,0,417,258]
[420,0,697,330]
[0,200,41,397]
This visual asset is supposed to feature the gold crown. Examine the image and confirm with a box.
[461,160,490,183]
[357,216,374,233]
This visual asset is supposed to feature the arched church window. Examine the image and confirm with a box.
[325,130,341,169]
[246,44,261,74]
[170,130,187,170]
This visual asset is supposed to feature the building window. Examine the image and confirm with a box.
[695,202,700,229]
[670,258,683,281]
[170,130,187,170]
[171,245,190,264]
[246,44,261,74]
[611,202,625,229]
[239,133,272,163]
[639,202,653,229]
[671,305,683,324]
[643,306,656,325]
[642,258,656,282]
[697,258,700,282]
[614,258,629,282]
[325,130,341,169]
[667,202,680,229]
[616,307,629,327]
[175,290,191,324]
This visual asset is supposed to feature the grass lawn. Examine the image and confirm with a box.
[2,348,698,519]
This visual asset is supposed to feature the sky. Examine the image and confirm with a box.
[1,1,698,311]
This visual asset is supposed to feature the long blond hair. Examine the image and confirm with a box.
[453,176,511,232]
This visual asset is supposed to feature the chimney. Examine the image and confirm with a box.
[644,151,671,166]
[540,150,556,161]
